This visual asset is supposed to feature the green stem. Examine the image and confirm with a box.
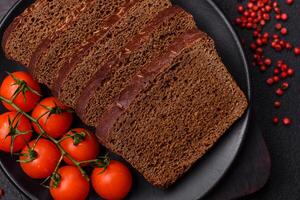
[0,96,87,179]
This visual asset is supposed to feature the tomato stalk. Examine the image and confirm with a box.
[0,95,89,181]
[79,155,110,166]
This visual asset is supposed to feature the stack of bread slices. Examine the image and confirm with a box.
[2,0,248,188]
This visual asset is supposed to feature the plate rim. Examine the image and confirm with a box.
[196,0,252,198]
[0,0,252,199]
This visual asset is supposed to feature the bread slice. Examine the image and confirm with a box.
[29,0,129,89]
[53,0,171,107]
[2,0,88,67]
[95,29,248,188]
[76,6,196,126]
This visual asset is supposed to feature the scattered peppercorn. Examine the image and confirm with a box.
[294,47,300,56]
[266,78,274,86]
[281,82,289,90]
[287,68,294,76]
[280,13,288,21]
[286,0,294,5]
[280,27,288,35]
[274,100,281,108]
[273,117,279,124]
[235,0,296,126]
[282,117,292,126]
[275,23,282,30]
[276,88,284,96]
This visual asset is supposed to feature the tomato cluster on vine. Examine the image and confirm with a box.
[0,71,132,200]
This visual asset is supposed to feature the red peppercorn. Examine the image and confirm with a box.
[274,44,282,51]
[274,68,280,75]
[253,30,261,38]
[237,5,244,13]
[287,68,294,76]
[256,47,264,54]
[274,101,281,108]
[265,5,272,12]
[285,42,293,50]
[282,82,289,90]
[235,18,242,25]
[250,12,257,18]
[246,22,253,29]
[273,34,279,39]
[275,23,282,30]
[264,58,272,66]
[266,78,274,86]
[281,71,288,79]
[247,2,254,9]
[286,0,294,5]
[277,60,284,66]
[273,117,279,124]
[275,14,281,20]
[282,117,292,126]
[279,40,286,46]
[280,64,288,71]
[276,88,284,96]
[262,32,269,38]
[256,38,263,46]
[294,47,300,56]
[274,7,281,14]
[243,10,248,17]
[263,13,270,20]
[273,76,280,83]
[260,65,267,72]
[250,43,257,50]
[281,13,288,21]
[280,27,288,35]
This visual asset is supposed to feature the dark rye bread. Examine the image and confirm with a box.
[54,0,171,107]
[2,0,88,67]
[95,29,248,188]
[76,6,196,126]
[29,0,129,89]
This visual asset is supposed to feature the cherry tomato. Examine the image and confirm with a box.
[50,166,90,200]
[60,128,99,166]
[0,71,41,112]
[31,97,73,138]
[0,112,32,153]
[19,139,61,179]
[91,160,132,200]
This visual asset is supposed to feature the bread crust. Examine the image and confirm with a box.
[75,6,192,122]
[96,29,203,142]
[29,0,97,82]
[4,0,93,67]
[2,0,46,65]
[96,29,248,188]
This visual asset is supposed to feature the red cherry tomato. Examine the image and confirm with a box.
[0,71,41,112]
[31,97,73,138]
[91,160,132,200]
[19,139,61,179]
[60,128,99,166]
[0,112,32,153]
[50,166,90,200]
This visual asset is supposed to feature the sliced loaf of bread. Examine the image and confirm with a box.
[76,6,196,126]
[95,29,248,188]
[53,0,171,107]
[2,0,88,67]
[29,0,129,89]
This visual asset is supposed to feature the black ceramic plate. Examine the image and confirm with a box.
[0,0,251,199]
